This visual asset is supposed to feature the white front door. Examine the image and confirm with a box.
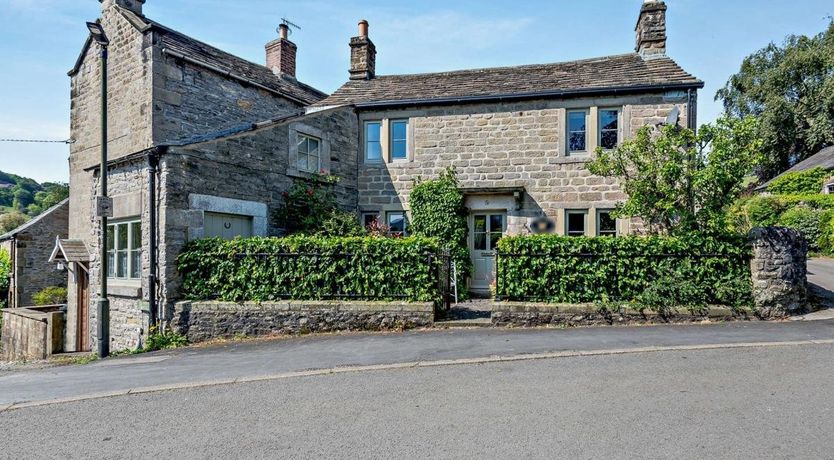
[470,212,506,293]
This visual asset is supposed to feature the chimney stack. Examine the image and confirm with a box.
[349,20,376,80]
[100,0,145,15]
[635,0,667,59]
[266,23,298,79]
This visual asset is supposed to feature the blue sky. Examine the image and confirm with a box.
[0,0,831,183]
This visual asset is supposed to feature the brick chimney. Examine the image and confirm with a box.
[266,24,298,79]
[635,0,667,59]
[100,0,145,15]
[349,20,376,80]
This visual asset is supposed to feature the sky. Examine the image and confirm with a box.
[0,0,831,183]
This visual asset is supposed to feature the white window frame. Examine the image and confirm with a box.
[389,119,409,161]
[107,219,141,280]
[565,210,588,237]
[567,110,590,155]
[597,108,622,151]
[364,121,383,162]
[596,209,618,237]
[825,183,834,195]
[296,133,321,173]
[386,211,408,236]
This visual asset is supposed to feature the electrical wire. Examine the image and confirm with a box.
[0,138,73,144]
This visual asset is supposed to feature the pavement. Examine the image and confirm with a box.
[2,319,834,409]
[795,257,834,320]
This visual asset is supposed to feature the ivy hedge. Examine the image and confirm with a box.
[767,167,831,195]
[732,194,834,254]
[178,236,443,302]
[496,234,753,311]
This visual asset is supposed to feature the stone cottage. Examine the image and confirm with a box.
[0,199,69,308]
[66,0,702,352]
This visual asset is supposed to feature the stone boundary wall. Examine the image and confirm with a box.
[491,303,750,328]
[749,227,808,317]
[1,307,65,362]
[172,301,434,343]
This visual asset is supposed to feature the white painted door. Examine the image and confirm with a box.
[204,212,253,240]
[470,212,506,293]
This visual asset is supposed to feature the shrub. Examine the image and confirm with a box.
[144,325,188,351]
[0,248,9,308]
[273,173,353,236]
[409,168,470,297]
[32,286,67,306]
[768,167,831,195]
[178,236,442,302]
[496,234,752,311]
[777,205,824,251]
[318,209,367,237]
[742,196,786,228]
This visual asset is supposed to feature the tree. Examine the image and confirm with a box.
[716,21,834,180]
[0,211,29,234]
[0,248,10,308]
[587,117,762,235]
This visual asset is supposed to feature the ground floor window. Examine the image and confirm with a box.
[596,210,618,237]
[361,212,380,229]
[387,211,408,236]
[565,210,587,237]
[106,220,141,280]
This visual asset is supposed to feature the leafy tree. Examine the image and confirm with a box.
[716,21,834,180]
[588,117,762,235]
[0,211,29,234]
[0,248,10,308]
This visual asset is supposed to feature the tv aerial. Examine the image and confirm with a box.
[279,17,301,36]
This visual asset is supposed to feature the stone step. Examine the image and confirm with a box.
[435,318,493,328]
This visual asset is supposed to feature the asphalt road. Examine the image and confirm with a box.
[808,257,834,303]
[2,342,833,459]
[3,319,834,407]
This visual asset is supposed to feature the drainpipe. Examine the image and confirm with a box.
[147,150,159,327]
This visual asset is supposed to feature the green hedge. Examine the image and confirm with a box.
[733,194,834,253]
[178,236,442,302]
[768,167,831,195]
[496,235,752,310]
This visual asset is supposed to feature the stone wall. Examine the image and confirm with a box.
[1,307,65,362]
[749,227,808,317]
[491,303,744,328]
[357,93,689,236]
[5,201,69,308]
[172,300,434,342]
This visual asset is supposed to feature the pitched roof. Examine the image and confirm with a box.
[70,7,326,106]
[0,199,69,242]
[758,146,834,190]
[49,238,91,264]
[312,53,703,108]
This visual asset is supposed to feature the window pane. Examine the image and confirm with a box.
[366,141,381,161]
[117,224,128,250]
[130,222,141,249]
[391,120,408,140]
[308,137,320,155]
[474,215,487,233]
[363,213,379,228]
[489,215,504,233]
[569,132,586,152]
[130,250,141,279]
[366,122,381,142]
[117,251,127,278]
[568,112,586,131]
[391,141,407,159]
[598,211,617,236]
[600,110,618,131]
[107,252,115,278]
[298,154,308,171]
[567,212,586,237]
[106,225,115,251]
[297,137,308,154]
[489,232,503,250]
[601,131,618,150]
[388,212,406,234]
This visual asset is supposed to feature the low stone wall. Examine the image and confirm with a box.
[172,300,435,342]
[491,303,748,328]
[1,306,65,362]
[749,227,808,317]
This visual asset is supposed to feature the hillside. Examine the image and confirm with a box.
[0,170,68,233]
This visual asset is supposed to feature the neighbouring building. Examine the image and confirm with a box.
[757,146,834,194]
[65,0,702,352]
[0,199,69,308]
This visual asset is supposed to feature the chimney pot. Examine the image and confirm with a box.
[278,23,289,40]
[358,20,369,37]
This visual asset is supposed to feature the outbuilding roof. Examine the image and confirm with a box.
[313,53,703,109]
[757,146,834,191]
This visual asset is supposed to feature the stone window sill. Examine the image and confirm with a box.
[107,280,142,299]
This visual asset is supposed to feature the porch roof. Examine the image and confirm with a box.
[49,238,91,263]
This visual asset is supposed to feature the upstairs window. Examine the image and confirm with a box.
[365,121,382,162]
[596,210,618,237]
[387,211,408,236]
[567,110,588,154]
[390,119,409,160]
[599,109,620,150]
[296,134,321,173]
[107,220,141,280]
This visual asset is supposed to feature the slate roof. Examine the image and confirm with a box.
[0,199,69,242]
[70,7,326,106]
[49,238,91,263]
[313,53,703,108]
[758,146,834,190]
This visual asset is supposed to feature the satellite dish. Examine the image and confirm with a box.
[665,106,681,126]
